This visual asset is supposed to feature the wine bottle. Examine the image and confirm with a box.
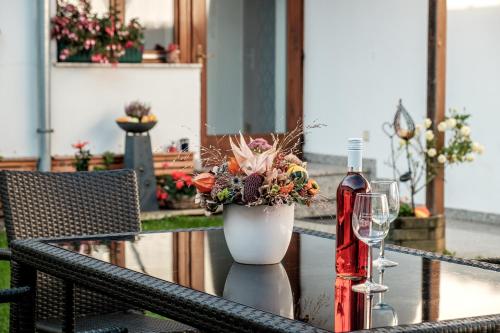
[335,138,370,279]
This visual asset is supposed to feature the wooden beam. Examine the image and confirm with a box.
[422,259,441,321]
[175,0,193,63]
[426,0,447,215]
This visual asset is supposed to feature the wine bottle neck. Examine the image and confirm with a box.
[347,150,362,172]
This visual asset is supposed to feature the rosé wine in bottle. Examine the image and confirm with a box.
[336,138,370,280]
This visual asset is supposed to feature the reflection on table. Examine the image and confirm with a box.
[54,230,500,332]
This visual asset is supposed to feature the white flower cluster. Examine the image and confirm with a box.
[421,114,484,164]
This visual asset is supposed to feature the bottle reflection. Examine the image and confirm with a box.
[334,278,372,332]
[371,269,398,328]
[223,262,294,318]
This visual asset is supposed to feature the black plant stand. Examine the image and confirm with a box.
[124,132,158,211]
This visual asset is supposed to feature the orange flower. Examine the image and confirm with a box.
[228,157,241,175]
[192,173,215,193]
[279,182,294,195]
[306,179,320,196]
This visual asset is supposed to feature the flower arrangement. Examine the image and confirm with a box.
[192,132,320,213]
[72,140,92,171]
[385,102,484,216]
[51,0,144,63]
[117,101,157,123]
[156,171,196,208]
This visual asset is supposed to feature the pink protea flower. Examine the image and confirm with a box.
[248,138,272,151]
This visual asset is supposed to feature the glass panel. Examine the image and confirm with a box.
[52,230,500,331]
[206,0,287,135]
[65,0,109,17]
[125,0,174,50]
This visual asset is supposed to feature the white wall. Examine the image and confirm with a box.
[303,0,428,180]
[445,3,500,214]
[51,64,201,156]
[0,0,38,157]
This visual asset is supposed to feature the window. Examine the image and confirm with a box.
[114,0,175,62]
[60,0,176,62]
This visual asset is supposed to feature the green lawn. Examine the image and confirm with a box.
[0,215,222,333]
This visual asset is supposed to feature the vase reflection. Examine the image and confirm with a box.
[223,262,294,319]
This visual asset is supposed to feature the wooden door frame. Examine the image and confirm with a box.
[176,0,304,151]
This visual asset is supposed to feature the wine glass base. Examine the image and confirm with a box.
[352,281,388,294]
[373,257,399,269]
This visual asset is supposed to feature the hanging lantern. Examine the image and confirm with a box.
[393,99,415,141]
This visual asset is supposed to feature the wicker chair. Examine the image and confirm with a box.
[0,170,196,333]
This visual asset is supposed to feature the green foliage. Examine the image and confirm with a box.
[93,151,115,171]
[0,231,9,333]
[142,215,223,231]
[443,249,457,257]
[398,202,414,217]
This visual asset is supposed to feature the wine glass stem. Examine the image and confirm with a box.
[367,245,372,283]
[379,239,386,260]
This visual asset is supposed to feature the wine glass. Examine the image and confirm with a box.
[352,193,390,294]
[371,269,398,328]
[371,179,400,269]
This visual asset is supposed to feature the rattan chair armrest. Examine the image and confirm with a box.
[0,248,11,261]
[81,327,128,333]
[0,286,31,303]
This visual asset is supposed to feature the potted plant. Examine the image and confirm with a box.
[156,171,197,209]
[384,101,484,252]
[192,132,320,265]
[72,141,92,171]
[116,101,157,133]
[51,0,144,64]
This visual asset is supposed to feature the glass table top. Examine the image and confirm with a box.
[50,229,500,332]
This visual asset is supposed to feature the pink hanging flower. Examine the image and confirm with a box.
[91,54,102,63]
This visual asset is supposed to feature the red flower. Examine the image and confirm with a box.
[183,175,193,187]
[156,188,168,201]
[105,26,115,37]
[125,40,134,49]
[91,54,102,63]
[72,141,89,150]
[167,43,179,52]
[172,171,185,180]
[175,180,184,190]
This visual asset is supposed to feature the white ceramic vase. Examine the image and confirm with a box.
[223,204,295,265]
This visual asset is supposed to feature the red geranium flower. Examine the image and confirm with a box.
[175,180,184,190]
[156,188,168,200]
[72,141,89,150]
